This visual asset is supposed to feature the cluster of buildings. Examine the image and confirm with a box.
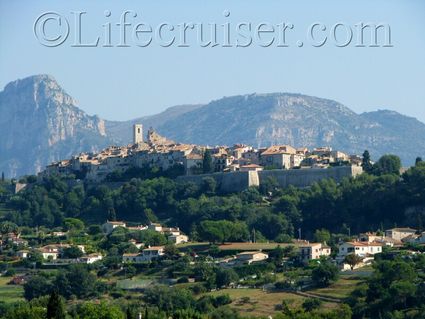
[40,124,362,183]
[0,232,28,248]
[102,220,189,245]
[298,227,423,270]
[16,243,103,264]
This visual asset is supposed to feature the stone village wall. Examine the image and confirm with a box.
[176,166,363,193]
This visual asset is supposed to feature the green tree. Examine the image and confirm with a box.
[24,275,54,300]
[344,253,363,270]
[313,229,331,243]
[302,298,322,312]
[4,303,46,319]
[416,156,423,166]
[76,302,125,319]
[361,150,373,173]
[55,264,98,299]
[46,290,66,319]
[107,207,117,221]
[202,149,213,173]
[201,176,216,194]
[373,154,401,176]
[215,268,239,288]
[62,246,83,259]
[164,243,179,258]
[63,218,84,232]
[311,259,339,287]
[0,221,18,234]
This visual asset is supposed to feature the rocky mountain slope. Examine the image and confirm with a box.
[1,75,424,177]
[0,75,113,177]
[147,94,425,164]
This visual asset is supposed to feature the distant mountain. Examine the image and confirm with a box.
[0,75,113,177]
[1,75,424,177]
[145,94,425,164]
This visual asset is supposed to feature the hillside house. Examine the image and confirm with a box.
[78,253,103,264]
[16,250,29,259]
[168,234,189,245]
[122,246,165,263]
[337,241,382,259]
[299,243,331,263]
[102,221,127,234]
[385,228,417,241]
[235,251,268,265]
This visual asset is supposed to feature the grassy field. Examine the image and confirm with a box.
[306,277,364,300]
[0,276,24,303]
[206,288,337,317]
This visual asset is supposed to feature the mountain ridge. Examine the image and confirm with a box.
[1,74,424,177]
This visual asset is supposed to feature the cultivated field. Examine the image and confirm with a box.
[0,276,24,303]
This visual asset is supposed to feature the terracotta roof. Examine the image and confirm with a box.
[143,246,164,251]
[106,221,126,225]
[237,251,267,255]
[345,241,383,247]
[300,242,323,248]
[387,227,416,232]
[186,153,203,160]
[240,164,262,168]
[261,145,296,156]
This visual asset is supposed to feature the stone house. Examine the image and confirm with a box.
[260,145,296,169]
[385,228,417,241]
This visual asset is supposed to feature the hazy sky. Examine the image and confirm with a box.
[1,0,425,122]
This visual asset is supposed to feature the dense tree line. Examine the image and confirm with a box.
[347,253,425,319]
[1,156,424,242]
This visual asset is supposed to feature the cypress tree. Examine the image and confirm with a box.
[361,150,373,173]
[47,290,66,319]
[202,149,213,173]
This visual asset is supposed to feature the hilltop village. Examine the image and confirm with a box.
[41,124,363,185]
[0,122,424,318]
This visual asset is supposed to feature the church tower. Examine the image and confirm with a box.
[133,124,143,144]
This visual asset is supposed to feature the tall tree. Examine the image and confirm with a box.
[344,253,363,270]
[416,156,423,166]
[202,149,213,174]
[361,150,373,173]
[47,290,66,319]
[108,207,117,221]
[373,154,401,176]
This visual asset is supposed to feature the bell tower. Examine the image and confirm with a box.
[133,124,143,144]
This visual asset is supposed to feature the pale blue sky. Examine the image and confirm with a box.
[1,0,425,122]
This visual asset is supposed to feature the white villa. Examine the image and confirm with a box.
[122,246,165,263]
[299,243,331,263]
[337,241,382,259]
